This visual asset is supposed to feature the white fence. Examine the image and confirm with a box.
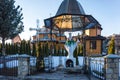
[44,56,84,68]
[89,57,105,79]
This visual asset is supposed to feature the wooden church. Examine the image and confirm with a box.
[32,0,106,57]
[84,22,106,55]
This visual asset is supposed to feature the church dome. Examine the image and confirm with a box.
[56,0,85,16]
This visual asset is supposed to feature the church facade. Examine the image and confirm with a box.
[32,0,106,57]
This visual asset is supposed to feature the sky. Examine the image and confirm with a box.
[15,0,120,40]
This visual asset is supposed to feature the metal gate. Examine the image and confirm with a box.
[87,56,106,80]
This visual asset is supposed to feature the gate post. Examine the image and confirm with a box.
[18,56,30,79]
[104,54,120,80]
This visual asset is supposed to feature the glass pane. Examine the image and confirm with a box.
[90,40,96,49]
[44,19,52,28]
[72,15,83,28]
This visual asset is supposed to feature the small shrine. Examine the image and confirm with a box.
[44,0,106,68]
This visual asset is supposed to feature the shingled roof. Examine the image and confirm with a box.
[56,0,85,16]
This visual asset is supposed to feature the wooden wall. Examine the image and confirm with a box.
[85,40,102,55]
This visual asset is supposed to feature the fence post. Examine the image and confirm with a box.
[18,56,30,79]
[104,54,120,80]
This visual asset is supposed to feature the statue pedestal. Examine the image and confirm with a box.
[65,57,76,68]
[64,40,77,68]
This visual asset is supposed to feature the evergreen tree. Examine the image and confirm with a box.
[0,0,24,55]
[64,49,68,56]
[45,43,49,57]
[32,43,36,56]
[0,43,2,55]
[13,44,16,54]
[14,43,19,54]
[20,40,26,54]
[27,40,31,55]
[74,47,79,65]
[11,44,15,54]
[58,46,60,56]
[5,43,9,55]
[19,42,23,54]
[53,45,56,56]
[108,37,115,54]
[36,43,39,58]
[16,43,19,53]
[40,44,43,57]
[12,44,15,54]
[74,47,77,57]
[23,41,25,54]
[8,43,12,54]
[77,44,83,56]
[26,41,29,55]
[38,42,41,57]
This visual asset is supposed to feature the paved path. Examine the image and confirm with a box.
[25,71,89,80]
[0,70,101,80]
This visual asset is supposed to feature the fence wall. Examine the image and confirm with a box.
[88,56,105,80]
[18,56,30,78]
[0,54,120,80]
[0,56,18,76]
[104,54,119,80]
[88,54,120,80]
[0,55,32,77]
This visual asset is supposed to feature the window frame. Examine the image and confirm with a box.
[90,40,96,49]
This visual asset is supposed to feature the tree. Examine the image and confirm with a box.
[32,43,36,56]
[0,43,2,55]
[20,40,27,54]
[0,0,24,55]
[74,47,79,65]
[108,37,115,54]
[8,43,12,54]
[26,40,31,55]
[45,43,49,57]
[77,44,83,56]
[5,43,9,55]
[38,42,41,57]
[14,43,19,54]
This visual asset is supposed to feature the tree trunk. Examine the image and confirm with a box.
[2,38,5,55]
[76,56,79,66]
[2,38,6,68]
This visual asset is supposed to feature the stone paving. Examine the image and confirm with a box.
[0,70,101,80]
[25,71,89,80]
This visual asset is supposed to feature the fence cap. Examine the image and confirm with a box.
[18,55,30,58]
[104,54,120,59]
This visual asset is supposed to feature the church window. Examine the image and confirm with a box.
[90,40,96,49]
[44,34,48,39]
